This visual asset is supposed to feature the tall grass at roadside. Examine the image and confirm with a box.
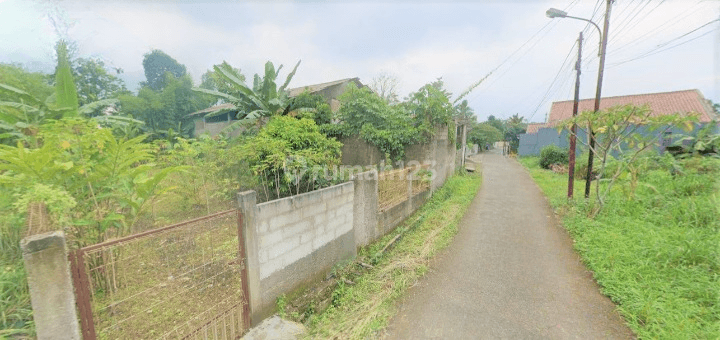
[293,171,482,339]
[0,194,33,338]
[518,156,720,339]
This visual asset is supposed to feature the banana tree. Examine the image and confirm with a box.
[192,60,301,133]
[0,84,141,145]
[0,84,70,145]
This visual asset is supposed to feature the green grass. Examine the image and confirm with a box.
[287,171,482,339]
[518,156,720,339]
[0,195,33,338]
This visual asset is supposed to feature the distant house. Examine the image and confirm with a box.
[526,122,551,134]
[189,77,366,137]
[519,89,719,156]
[287,77,365,112]
[545,89,716,125]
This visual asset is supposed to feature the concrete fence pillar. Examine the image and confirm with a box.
[237,190,262,326]
[20,231,81,340]
[406,169,413,216]
[352,169,378,248]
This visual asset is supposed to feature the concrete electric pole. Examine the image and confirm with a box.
[568,31,582,198]
[584,0,613,198]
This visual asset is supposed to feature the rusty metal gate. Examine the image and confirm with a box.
[68,209,251,339]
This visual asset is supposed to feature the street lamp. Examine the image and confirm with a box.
[545,8,602,57]
[546,1,613,198]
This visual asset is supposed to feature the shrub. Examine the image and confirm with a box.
[573,152,625,180]
[539,145,568,169]
[243,116,343,201]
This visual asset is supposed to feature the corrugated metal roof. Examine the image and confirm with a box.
[286,78,362,97]
[189,78,364,117]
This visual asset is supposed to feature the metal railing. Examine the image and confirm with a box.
[69,209,250,340]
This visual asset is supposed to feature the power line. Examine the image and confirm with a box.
[464,0,581,105]
[608,0,708,57]
[607,0,646,42]
[577,1,607,69]
[527,40,578,122]
[608,0,654,44]
[609,23,718,67]
[609,0,663,46]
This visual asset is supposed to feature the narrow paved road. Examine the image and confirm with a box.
[383,151,634,339]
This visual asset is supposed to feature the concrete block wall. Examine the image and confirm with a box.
[378,190,430,236]
[340,124,457,192]
[237,154,455,324]
[243,182,356,319]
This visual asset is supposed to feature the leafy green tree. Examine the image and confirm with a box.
[0,63,54,101]
[333,83,417,159]
[486,115,504,131]
[404,80,454,139]
[120,73,208,138]
[288,90,332,126]
[454,100,475,122]
[559,104,697,211]
[468,123,502,148]
[243,116,342,200]
[54,40,79,116]
[503,114,527,153]
[142,49,187,91]
[333,80,458,160]
[73,57,128,107]
[454,100,476,148]
[199,61,246,99]
[0,41,122,144]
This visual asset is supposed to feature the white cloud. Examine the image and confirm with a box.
[1,0,717,122]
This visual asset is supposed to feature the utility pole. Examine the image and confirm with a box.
[715,8,720,104]
[568,31,582,199]
[461,122,468,166]
[584,0,613,198]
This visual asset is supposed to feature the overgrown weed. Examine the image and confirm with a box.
[518,155,720,339]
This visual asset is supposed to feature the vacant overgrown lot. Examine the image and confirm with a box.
[519,155,720,339]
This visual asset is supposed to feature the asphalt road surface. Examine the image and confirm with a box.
[383,151,634,339]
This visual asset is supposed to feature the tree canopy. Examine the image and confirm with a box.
[120,73,209,137]
[468,123,502,147]
[142,49,187,91]
[73,57,127,107]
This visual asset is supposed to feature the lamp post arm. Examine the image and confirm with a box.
[564,15,603,56]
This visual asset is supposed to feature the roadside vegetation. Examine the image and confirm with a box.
[276,170,482,339]
[0,36,486,336]
[519,132,720,338]
[0,44,342,337]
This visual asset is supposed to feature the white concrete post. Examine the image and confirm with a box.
[20,231,81,340]
[237,190,262,326]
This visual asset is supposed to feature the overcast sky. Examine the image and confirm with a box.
[1,0,718,123]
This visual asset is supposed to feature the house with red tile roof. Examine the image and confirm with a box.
[545,89,716,127]
[526,122,551,134]
[518,89,719,156]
